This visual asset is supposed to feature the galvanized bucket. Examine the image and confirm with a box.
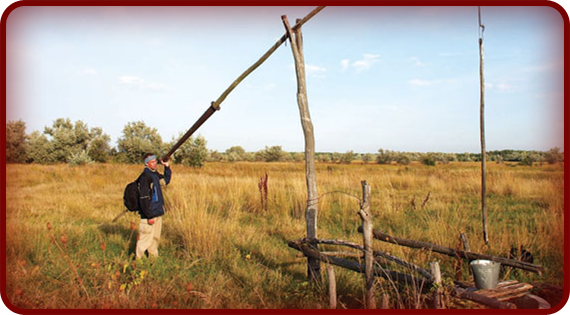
[470,259,501,289]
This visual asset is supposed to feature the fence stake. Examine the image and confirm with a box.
[327,265,337,309]
[359,181,376,309]
[430,262,445,309]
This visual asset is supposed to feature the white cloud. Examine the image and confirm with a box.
[409,57,427,67]
[118,76,167,91]
[341,54,380,73]
[352,54,380,72]
[306,64,327,78]
[408,78,437,86]
[408,78,460,87]
[288,63,327,78]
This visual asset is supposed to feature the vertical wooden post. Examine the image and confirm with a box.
[326,265,337,309]
[381,294,390,309]
[460,233,471,252]
[461,232,473,276]
[282,15,320,282]
[430,262,445,309]
[359,181,376,309]
[478,6,489,245]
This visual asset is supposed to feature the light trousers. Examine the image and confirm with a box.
[136,216,163,259]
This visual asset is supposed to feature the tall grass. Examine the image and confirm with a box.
[5,161,564,309]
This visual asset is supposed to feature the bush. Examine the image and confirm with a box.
[117,121,164,164]
[6,120,28,163]
[68,150,94,166]
[340,151,355,164]
[421,154,436,166]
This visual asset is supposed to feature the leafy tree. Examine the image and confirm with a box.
[22,118,110,164]
[87,127,111,163]
[293,152,304,162]
[331,152,341,163]
[340,150,355,164]
[171,134,208,168]
[6,120,28,163]
[396,154,411,165]
[377,149,396,164]
[259,146,286,162]
[545,147,563,164]
[207,150,223,162]
[421,153,436,166]
[519,151,540,167]
[317,153,331,163]
[225,146,246,162]
[361,153,374,164]
[44,118,89,162]
[117,121,164,164]
[68,150,94,166]
[26,131,54,164]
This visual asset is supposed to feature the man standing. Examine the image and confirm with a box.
[136,153,172,259]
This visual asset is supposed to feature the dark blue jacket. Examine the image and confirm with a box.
[138,166,171,219]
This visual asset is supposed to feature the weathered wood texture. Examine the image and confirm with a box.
[326,265,337,309]
[430,262,445,309]
[163,6,325,161]
[288,240,432,291]
[282,15,320,282]
[453,288,516,309]
[358,227,543,274]
[306,238,432,279]
[359,181,376,309]
[478,6,488,244]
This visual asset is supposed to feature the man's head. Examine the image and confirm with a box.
[144,153,158,171]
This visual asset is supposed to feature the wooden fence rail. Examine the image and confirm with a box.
[357,226,543,274]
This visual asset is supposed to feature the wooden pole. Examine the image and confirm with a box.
[430,262,445,309]
[282,15,321,282]
[359,181,376,309]
[213,6,325,108]
[478,6,489,245]
[381,294,390,309]
[359,227,543,274]
[288,240,432,291]
[326,265,337,309]
[162,7,325,161]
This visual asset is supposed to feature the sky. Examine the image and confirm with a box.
[3,3,566,154]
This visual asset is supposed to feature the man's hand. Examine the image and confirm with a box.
[160,159,170,168]
[148,218,155,225]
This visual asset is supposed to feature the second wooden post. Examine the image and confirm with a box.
[359,180,376,309]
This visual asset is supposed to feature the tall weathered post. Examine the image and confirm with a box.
[359,181,376,309]
[478,6,489,245]
[282,15,321,282]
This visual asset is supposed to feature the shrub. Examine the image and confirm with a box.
[68,150,94,166]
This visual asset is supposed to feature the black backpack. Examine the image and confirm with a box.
[123,173,146,212]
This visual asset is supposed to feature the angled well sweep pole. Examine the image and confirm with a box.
[162,6,325,162]
[282,15,321,282]
[478,6,489,245]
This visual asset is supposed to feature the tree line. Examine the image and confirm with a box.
[6,119,564,167]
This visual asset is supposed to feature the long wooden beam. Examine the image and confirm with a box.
[163,6,325,161]
[357,227,543,274]
[288,240,432,292]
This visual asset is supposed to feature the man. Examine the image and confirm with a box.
[136,153,172,259]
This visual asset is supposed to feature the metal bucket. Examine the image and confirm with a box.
[470,260,501,289]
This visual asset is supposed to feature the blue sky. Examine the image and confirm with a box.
[4,4,566,154]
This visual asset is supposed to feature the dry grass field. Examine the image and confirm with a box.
[4,161,564,309]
